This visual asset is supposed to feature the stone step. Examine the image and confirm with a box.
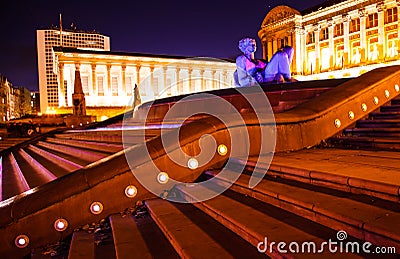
[343,128,400,137]
[356,119,400,128]
[68,222,117,259]
[35,141,108,164]
[236,150,400,202]
[175,184,362,258]
[380,105,400,112]
[25,144,82,175]
[68,231,95,259]
[369,111,400,119]
[389,99,400,105]
[145,198,267,258]
[109,212,179,259]
[205,170,400,250]
[12,150,52,189]
[331,136,400,151]
[54,132,124,144]
[0,153,29,201]
[45,137,123,154]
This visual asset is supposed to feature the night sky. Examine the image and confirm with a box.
[0,0,326,91]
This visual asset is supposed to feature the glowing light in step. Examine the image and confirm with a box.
[187,158,199,170]
[385,90,390,98]
[54,218,68,231]
[15,235,29,248]
[217,144,228,156]
[157,172,169,184]
[90,202,103,215]
[125,185,138,198]
[348,111,355,120]
[361,103,367,112]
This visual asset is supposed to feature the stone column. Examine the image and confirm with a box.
[272,38,278,55]
[360,10,367,63]
[162,66,168,96]
[175,67,181,94]
[314,26,320,73]
[188,68,193,93]
[149,65,155,96]
[267,40,273,61]
[121,64,126,95]
[343,15,350,67]
[262,41,267,60]
[328,22,334,69]
[222,71,228,88]
[293,29,302,74]
[106,64,111,97]
[200,69,206,91]
[377,4,385,60]
[59,62,65,106]
[398,4,400,55]
[301,30,307,75]
[211,70,216,90]
[136,65,141,86]
[91,64,96,96]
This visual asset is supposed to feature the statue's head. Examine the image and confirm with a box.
[238,38,256,53]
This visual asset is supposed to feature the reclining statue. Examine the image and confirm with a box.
[234,37,295,87]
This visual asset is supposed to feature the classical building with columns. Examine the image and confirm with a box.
[259,0,400,80]
[52,47,235,118]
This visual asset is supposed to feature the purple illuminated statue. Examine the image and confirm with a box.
[234,38,296,87]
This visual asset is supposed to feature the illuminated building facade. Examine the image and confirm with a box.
[37,29,110,113]
[259,0,400,80]
[0,74,31,121]
[52,47,236,113]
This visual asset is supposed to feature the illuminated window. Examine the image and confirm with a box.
[126,76,133,96]
[97,76,104,96]
[387,33,398,58]
[336,45,344,67]
[320,28,329,41]
[321,48,330,70]
[334,24,344,37]
[350,19,360,33]
[367,13,378,28]
[307,51,316,74]
[368,37,379,61]
[307,32,315,44]
[82,76,89,95]
[111,76,118,96]
[64,80,68,105]
[386,8,398,24]
[279,37,289,48]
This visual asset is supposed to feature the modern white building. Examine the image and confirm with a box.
[52,47,236,109]
[37,28,110,113]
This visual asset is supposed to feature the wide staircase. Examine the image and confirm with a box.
[1,68,400,258]
[330,96,400,151]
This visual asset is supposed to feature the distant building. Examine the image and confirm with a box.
[30,92,40,115]
[52,47,236,119]
[37,27,110,114]
[0,74,31,122]
[0,75,11,122]
[259,0,400,80]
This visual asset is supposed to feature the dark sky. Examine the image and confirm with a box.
[0,0,326,91]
